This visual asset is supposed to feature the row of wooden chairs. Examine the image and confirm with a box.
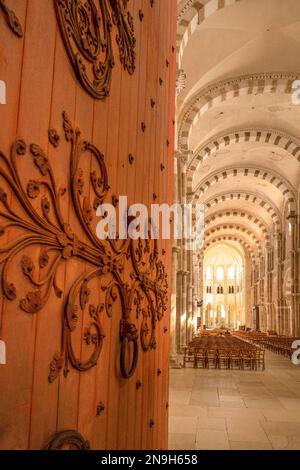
[183,336,265,370]
[184,348,265,370]
[255,337,298,358]
[234,331,300,359]
[188,335,260,351]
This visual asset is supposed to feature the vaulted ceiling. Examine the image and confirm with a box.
[176,0,300,257]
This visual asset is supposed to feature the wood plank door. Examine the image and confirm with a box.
[0,0,176,450]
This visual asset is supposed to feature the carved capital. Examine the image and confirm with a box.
[176,68,187,96]
[287,213,297,225]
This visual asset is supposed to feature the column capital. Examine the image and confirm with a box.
[176,68,187,96]
[175,150,193,167]
[195,252,204,262]
[287,213,298,224]
[178,270,189,276]
[273,231,282,239]
[172,245,181,254]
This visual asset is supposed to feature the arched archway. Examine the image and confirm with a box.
[202,243,246,330]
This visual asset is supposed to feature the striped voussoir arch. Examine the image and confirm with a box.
[177,0,241,70]
[192,165,296,208]
[178,72,300,150]
[203,191,281,228]
[202,235,257,259]
[204,210,269,239]
[205,223,261,248]
[187,128,300,191]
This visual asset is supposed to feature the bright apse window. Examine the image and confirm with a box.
[221,304,226,318]
[206,266,213,280]
[216,266,224,281]
[227,265,235,280]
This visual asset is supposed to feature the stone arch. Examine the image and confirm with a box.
[187,128,300,190]
[205,223,262,250]
[205,209,270,239]
[177,0,241,70]
[202,235,256,260]
[203,191,281,229]
[192,165,296,210]
[178,73,300,150]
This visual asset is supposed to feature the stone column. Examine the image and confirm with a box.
[186,249,193,343]
[172,151,182,360]
[179,270,188,351]
[191,253,199,334]
[275,231,284,334]
[175,150,191,352]
[266,242,272,333]
[180,152,188,351]
[197,253,204,330]
[269,236,276,331]
[170,245,181,366]
[248,258,254,328]
[287,213,299,336]
[259,254,266,331]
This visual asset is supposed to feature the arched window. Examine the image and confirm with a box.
[221,305,226,319]
[227,265,235,280]
[206,266,212,281]
[216,266,224,281]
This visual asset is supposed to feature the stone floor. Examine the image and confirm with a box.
[169,351,300,450]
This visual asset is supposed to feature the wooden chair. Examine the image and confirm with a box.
[218,349,230,369]
[183,347,195,368]
[230,349,242,370]
[206,349,217,369]
[256,348,265,370]
[194,348,207,369]
[242,349,255,370]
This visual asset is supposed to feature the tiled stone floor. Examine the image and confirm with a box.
[169,351,300,450]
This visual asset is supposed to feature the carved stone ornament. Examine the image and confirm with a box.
[176,68,186,96]
[42,430,90,450]
[0,111,168,381]
[0,0,23,37]
[54,0,136,99]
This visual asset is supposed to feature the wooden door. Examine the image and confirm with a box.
[0,0,176,450]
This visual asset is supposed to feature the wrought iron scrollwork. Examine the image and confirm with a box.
[54,0,136,99]
[109,0,136,74]
[43,430,90,450]
[0,0,23,37]
[0,111,168,381]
